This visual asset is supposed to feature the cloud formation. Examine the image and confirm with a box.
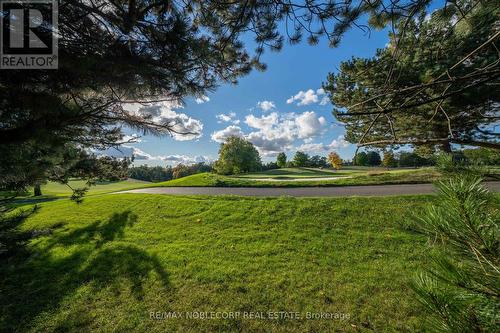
[216,112,240,125]
[295,135,350,153]
[256,100,276,112]
[120,133,142,143]
[124,101,203,141]
[212,111,328,156]
[295,111,327,138]
[286,88,329,106]
[195,95,210,104]
[210,125,245,143]
[96,146,211,165]
[162,154,212,165]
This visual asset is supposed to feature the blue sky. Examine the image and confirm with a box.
[117,24,391,166]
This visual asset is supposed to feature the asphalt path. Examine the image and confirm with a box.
[120,181,500,197]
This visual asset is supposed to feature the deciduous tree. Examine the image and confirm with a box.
[276,153,287,168]
[382,151,397,168]
[354,152,368,166]
[292,151,309,167]
[328,152,342,169]
[366,151,382,166]
[213,136,261,175]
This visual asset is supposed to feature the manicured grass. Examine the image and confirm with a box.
[5,179,150,200]
[153,167,441,187]
[41,179,150,196]
[1,193,435,332]
[234,167,364,179]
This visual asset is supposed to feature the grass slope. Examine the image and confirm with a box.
[40,179,150,196]
[2,179,150,202]
[233,167,364,179]
[1,194,434,332]
[153,168,441,188]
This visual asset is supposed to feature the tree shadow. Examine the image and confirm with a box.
[0,204,43,259]
[0,210,170,332]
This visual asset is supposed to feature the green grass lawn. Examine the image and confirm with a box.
[1,193,437,332]
[153,167,441,188]
[4,179,150,201]
[233,167,364,179]
[41,179,150,196]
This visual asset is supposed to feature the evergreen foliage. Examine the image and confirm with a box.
[413,175,499,332]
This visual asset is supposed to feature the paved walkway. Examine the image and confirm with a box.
[120,182,500,197]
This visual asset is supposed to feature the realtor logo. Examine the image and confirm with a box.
[1,0,58,69]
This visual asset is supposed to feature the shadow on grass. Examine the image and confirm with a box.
[0,210,170,331]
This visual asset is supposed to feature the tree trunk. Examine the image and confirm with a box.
[441,140,452,153]
[34,184,42,196]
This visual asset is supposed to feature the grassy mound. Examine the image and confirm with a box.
[1,194,434,332]
[153,168,441,188]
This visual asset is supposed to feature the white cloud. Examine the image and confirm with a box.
[95,146,156,160]
[245,113,279,130]
[246,131,295,157]
[329,135,349,149]
[95,146,212,166]
[121,133,142,143]
[295,135,350,153]
[257,100,276,112]
[319,96,330,105]
[211,111,330,156]
[195,95,210,104]
[243,111,327,156]
[211,125,245,143]
[287,88,329,106]
[162,155,212,165]
[296,143,329,153]
[123,101,203,141]
[295,111,327,138]
[216,112,240,124]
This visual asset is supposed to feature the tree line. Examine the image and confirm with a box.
[129,163,212,183]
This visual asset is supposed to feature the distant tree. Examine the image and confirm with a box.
[463,148,500,166]
[292,151,309,167]
[262,162,279,171]
[354,152,369,166]
[328,152,342,169]
[398,151,433,167]
[171,163,211,179]
[309,155,328,168]
[382,151,397,168]
[276,153,287,168]
[129,165,173,182]
[172,164,191,179]
[214,136,261,175]
[0,142,130,200]
[366,151,381,166]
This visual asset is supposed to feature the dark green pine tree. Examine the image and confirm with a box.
[323,0,500,152]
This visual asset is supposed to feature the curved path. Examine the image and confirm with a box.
[121,181,500,197]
